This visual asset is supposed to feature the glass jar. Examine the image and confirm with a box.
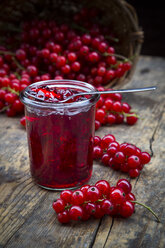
[20,80,99,190]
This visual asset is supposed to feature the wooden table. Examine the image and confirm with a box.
[0,56,165,248]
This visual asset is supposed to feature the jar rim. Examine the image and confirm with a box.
[20,80,100,109]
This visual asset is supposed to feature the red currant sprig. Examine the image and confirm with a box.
[93,134,151,178]
[95,86,138,130]
[52,179,160,224]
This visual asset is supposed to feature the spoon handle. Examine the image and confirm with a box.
[99,86,157,95]
[78,86,157,96]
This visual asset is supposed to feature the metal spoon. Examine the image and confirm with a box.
[60,86,157,103]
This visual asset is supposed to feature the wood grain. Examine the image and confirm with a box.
[0,56,165,248]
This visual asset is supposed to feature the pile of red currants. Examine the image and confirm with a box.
[93,134,151,178]
[52,179,159,224]
[0,7,133,121]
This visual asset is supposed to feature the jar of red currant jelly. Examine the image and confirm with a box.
[20,80,99,190]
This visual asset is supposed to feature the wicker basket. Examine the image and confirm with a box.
[0,0,143,88]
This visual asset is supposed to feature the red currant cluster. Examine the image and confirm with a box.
[53,179,159,224]
[0,7,132,118]
[93,134,151,178]
[52,179,136,223]
[95,86,138,130]
[0,52,38,117]
[0,73,25,117]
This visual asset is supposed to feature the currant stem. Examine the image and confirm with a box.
[123,112,139,118]
[97,199,105,202]
[104,35,119,43]
[0,50,15,56]
[71,23,89,33]
[105,109,139,119]
[12,57,25,71]
[132,201,160,222]
[129,54,137,62]
[65,204,72,210]
[14,72,21,79]
[0,50,25,71]
[103,52,130,62]
[0,105,10,113]
[2,86,20,96]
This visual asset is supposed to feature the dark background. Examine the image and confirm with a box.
[127,0,165,57]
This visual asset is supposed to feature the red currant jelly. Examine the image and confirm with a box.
[20,80,99,190]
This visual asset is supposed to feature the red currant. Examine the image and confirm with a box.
[69,206,83,221]
[110,187,125,205]
[127,155,141,169]
[100,134,115,149]
[93,146,103,159]
[57,211,70,223]
[84,203,96,215]
[52,199,65,213]
[95,180,111,196]
[71,190,85,205]
[101,153,110,166]
[60,190,72,203]
[129,168,140,178]
[86,186,101,202]
[101,199,114,215]
[116,179,132,194]
[114,152,125,164]
[126,114,138,125]
[120,201,134,218]
[140,152,151,164]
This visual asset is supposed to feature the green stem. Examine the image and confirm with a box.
[103,52,130,62]
[0,50,15,56]
[104,109,139,119]
[123,112,139,118]
[14,72,21,79]
[12,57,25,71]
[2,86,20,96]
[70,24,119,43]
[0,50,25,71]
[64,204,72,210]
[96,199,104,202]
[71,23,89,33]
[104,35,119,43]
[129,54,137,62]
[83,201,91,204]
[0,105,10,113]
[132,201,160,222]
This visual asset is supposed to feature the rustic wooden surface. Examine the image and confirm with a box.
[0,56,165,248]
